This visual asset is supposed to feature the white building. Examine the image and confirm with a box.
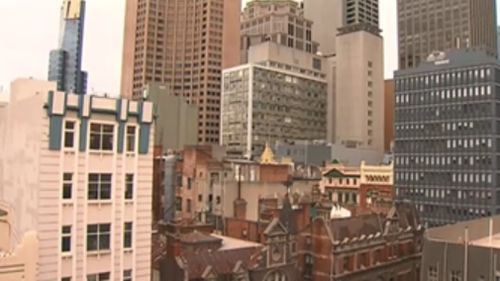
[0,78,154,280]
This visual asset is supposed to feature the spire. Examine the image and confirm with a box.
[260,142,277,164]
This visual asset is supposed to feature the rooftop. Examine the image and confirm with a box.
[211,234,262,251]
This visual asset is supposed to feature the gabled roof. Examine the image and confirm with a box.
[329,214,383,242]
[263,218,288,236]
[323,168,360,179]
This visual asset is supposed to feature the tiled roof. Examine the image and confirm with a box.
[329,213,383,242]
[180,231,222,244]
[182,247,262,279]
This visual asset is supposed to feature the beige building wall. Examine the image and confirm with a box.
[0,231,38,281]
[335,30,384,153]
[0,79,154,281]
[303,0,342,55]
[120,0,241,145]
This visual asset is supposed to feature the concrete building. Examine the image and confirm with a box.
[120,0,241,144]
[394,49,500,227]
[0,79,154,280]
[421,216,500,281]
[274,140,332,166]
[221,42,327,159]
[398,0,498,69]
[334,0,385,154]
[498,26,500,58]
[384,79,395,152]
[48,0,87,95]
[240,0,319,63]
[297,203,423,281]
[0,231,38,281]
[146,83,198,151]
[302,0,342,56]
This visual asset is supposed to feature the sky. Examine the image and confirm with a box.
[0,0,497,97]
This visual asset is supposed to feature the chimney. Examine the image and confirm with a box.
[234,199,247,220]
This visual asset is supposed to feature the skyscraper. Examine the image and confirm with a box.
[240,0,319,63]
[120,0,241,144]
[397,0,498,69]
[48,0,87,95]
[334,0,385,154]
[394,49,500,227]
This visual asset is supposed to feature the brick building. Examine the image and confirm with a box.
[161,218,300,281]
[297,202,423,281]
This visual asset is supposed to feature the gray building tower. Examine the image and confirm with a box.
[398,0,497,69]
[394,49,500,227]
[48,0,87,95]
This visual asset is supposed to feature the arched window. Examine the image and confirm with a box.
[265,271,287,281]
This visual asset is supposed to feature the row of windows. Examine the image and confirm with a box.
[62,269,132,281]
[62,173,134,201]
[61,223,132,253]
[396,67,492,91]
[396,85,493,105]
[396,172,493,183]
[64,121,137,152]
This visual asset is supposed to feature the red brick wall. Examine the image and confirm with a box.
[259,164,290,183]
[225,218,262,242]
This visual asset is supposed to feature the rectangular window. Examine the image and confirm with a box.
[126,125,136,152]
[125,174,134,200]
[61,225,71,252]
[64,121,76,148]
[451,270,461,281]
[62,278,71,281]
[88,174,112,200]
[187,199,192,212]
[87,224,110,252]
[63,173,73,200]
[86,272,110,281]
[89,123,114,151]
[123,270,132,281]
[175,197,182,211]
[124,222,133,248]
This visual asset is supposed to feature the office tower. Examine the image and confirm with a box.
[394,49,500,227]
[384,79,395,152]
[48,0,88,95]
[120,0,241,144]
[398,0,497,69]
[302,0,342,55]
[334,0,385,154]
[240,0,319,63]
[221,42,327,159]
[0,78,154,280]
[497,26,500,58]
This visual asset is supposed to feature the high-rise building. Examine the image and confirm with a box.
[334,0,385,154]
[397,0,498,69]
[302,0,342,55]
[221,42,327,159]
[240,0,319,63]
[384,79,395,152]
[48,0,87,95]
[394,49,500,227]
[120,0,241,144]
[0,78,154,280]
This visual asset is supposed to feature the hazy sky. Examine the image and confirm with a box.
[0,0,497,96]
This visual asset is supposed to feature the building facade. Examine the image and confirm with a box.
[221,42,327,159]
[48,0,87,95]
[120,0,241,144]
[421,216,500,281]
[302,0,342,56]
[397,0,498,69]
[384,79,395,152]
[394,49,500,227]
[0,79,154,280]
[334,0,385,154]
[297,203,423,281]
[240,0,319,63]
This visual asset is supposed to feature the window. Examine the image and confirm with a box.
[124,222,133,248]
[88,174,112,200]
[87,272,110,281]
[175,197,182,211]
[451,270,461,281]
[62,226,71,252]
[123,270,132,281]
[187,199,192,212]
[126,125,136,152]
[62,278,71,281]
[125,174,134,200]
[87,224,111,251]
[64,121,76,148]
[89,123,114,151]
[63,173,73,200]
[428,266,438,281]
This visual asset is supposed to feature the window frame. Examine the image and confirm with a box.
[126,125,137,153]
[124,222,133,249]
[88,173,112,201]
[86,272,110,281]
[89,123,115,152]
[62,173,73,200]
[86,223,111,252]
[125,174,134,201]
[64,120,77,149]
[61,225,72,253]
[123,270,132,281]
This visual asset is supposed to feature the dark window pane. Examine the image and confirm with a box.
[100,234,110,250]
[63,183,72,199]
[87,234,98,251]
